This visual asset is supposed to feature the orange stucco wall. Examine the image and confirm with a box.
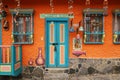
[2,0,120,66]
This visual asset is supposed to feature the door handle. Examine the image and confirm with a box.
[51,43,58,52]
[52,43,58,45]
[54,46,57,52]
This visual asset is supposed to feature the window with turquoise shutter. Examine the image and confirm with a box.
[113,9,120,44]
[83,8,105,44]
[10,9,34,44]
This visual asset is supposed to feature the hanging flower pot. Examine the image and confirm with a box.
[35,48,45,66]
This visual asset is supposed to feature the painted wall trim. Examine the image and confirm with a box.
[9,9,34,14]
[83,8,105,14]
[40,14,74,18]
[113,9,120,13]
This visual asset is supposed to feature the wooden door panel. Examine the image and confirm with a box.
[46,18,69,68]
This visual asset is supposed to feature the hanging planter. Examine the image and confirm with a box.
[103,0,108,16]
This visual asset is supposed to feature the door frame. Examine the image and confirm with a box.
[0,19,2,63]
[45,18,69,68]
[0,20,1,45]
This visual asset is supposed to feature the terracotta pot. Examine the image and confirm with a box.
[28,58,34,65]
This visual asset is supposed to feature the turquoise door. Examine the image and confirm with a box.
[0,20,1,45]
[45,18,69,68]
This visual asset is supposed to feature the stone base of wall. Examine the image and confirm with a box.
[0,58,120,80]
[69,58,120,75]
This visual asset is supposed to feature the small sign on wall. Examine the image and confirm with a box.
[73,38,82,50]
[40,14,74,18]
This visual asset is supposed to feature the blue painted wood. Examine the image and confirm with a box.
[57,21,69,67]
[45,18,69,68]
[0,20,2,63]
[84,11,104,44]
[113,12,120,44]
[11,12,34,44]
[11,45,15,75]
[47,21,57,67]
[0,20,1,45]
[0,45,22,76]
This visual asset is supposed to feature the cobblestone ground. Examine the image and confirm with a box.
[44,74,120,80]
[21,74,120,80]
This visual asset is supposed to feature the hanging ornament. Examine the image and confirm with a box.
[15,0,21,14]
[50,0,54,13]
[76,34,80,39]
[1,10,7,17]
[78,21,84,31]
[103,0,108,16]
[68,0,74,16]
[103,0,108,6]
[0,1,7,18]
[0,1,3,12]
[69,19,75,32]
[15,0,21,8]
[14,0,21,27]
[85,0,90,6]
[0,0,9,31]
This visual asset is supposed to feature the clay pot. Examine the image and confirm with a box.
[35,48,44,66]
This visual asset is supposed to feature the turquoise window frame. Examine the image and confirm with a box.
[10,9,34,44]
[113,9,120,44]
[83,8,105,44]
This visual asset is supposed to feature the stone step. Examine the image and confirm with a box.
[46,68,68,73]
[44,73,68,79]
